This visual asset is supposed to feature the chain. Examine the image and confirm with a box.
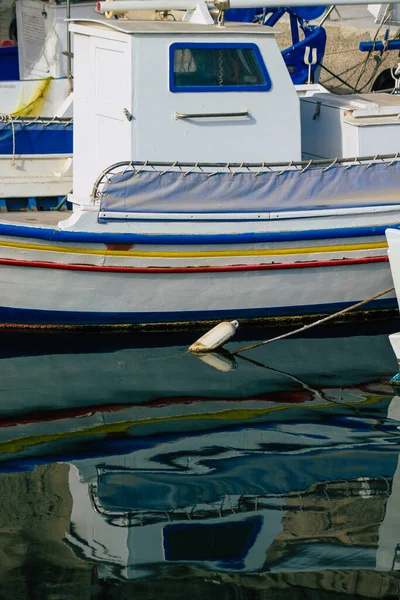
[218,49,224,86]
[180,48,185,73]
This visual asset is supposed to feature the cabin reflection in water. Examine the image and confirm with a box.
[67,468,395,578]
[60,398,400,586]
[1,398,400,597]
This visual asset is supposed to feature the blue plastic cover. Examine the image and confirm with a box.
[225,8,258,22]
[293,6,326,20]
[100,160,400,214]
[0,121,73,155]
[0,45,19,81]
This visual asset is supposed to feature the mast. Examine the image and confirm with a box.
[67,0,72,87]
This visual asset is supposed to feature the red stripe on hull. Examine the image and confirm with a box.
[0,391,310,429]
[0,255,389,273]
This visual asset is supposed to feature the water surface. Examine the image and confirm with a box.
[1,322,400,598]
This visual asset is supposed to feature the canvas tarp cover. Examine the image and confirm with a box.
[0,122,73,155]
[100,160,400,214]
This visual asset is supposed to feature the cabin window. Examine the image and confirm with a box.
[163,517,262,562]
[170,43,272,92]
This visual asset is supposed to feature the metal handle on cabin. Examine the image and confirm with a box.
[174,110,249,120]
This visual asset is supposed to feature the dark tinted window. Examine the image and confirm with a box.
[170,44,271,92]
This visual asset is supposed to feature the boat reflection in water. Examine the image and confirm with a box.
[62,389,400,580]
[1,323,400,596]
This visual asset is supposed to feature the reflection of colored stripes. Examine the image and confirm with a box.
[0,395,387,456]
[0,255,388,273]
[0,391,311,429]
[0,239,387,258]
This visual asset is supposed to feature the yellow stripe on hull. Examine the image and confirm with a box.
[0,239,388,259]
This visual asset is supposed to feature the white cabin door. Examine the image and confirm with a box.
[91,37,132,176]
[73,33,133,200]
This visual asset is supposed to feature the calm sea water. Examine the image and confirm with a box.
[1,321,400,599]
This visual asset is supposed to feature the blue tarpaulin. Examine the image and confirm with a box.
[0,121,73,155]
[100,160,400,214]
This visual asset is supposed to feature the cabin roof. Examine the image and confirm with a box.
[69,18,277,35]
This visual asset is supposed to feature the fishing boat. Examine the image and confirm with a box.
[0,0,400,328]
[0,0,102,207]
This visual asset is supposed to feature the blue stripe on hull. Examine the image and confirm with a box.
[0,298,395,326]
[0,222,398,245]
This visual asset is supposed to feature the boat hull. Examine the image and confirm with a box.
[0,155,73,199]
[0,258,395,327]
[0,210,398,328]
[0,78,73,199]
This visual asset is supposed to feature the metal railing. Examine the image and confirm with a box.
[90,152,400,201]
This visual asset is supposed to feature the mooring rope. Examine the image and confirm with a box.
[10,116,15,166]
[0,114,16,165]
[232,286,395,355]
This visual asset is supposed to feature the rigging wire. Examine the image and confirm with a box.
[317,5,400,93]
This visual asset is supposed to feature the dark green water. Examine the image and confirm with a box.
[1,321,400,599]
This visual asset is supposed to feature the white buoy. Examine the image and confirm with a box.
[192,350,237,372]
[189,320,239,353]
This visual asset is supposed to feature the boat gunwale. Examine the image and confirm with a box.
[0,221,398,245]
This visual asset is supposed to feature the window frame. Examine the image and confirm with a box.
[169,42,272,93]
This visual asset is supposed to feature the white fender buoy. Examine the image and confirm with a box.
[192,351,237,372]
[189,320,239,353]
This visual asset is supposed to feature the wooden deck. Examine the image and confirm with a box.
[0,211,72,227]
